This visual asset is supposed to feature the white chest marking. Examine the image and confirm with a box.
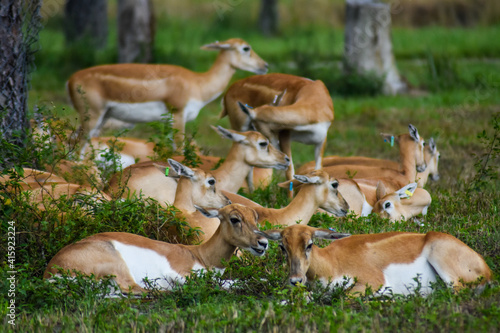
[112,241,186,290]
[107,101,168,123]
[360,200,373,217]
[183,93,220,123]
[290,122,331,145]
[382,255,438,295]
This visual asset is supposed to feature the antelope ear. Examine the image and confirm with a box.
[294,174,321,185]
[168,159,195,178]
[408,124,420,142]
[396,182,418,199]
[259,230,283,241]
[194,205,220,218]
[375,181,387,201]
[237,101,256,119]
[270,89,287,106]
[153,163,179,178]
[211,125,248,143]
[428,137,437,153]
[314,229,351,240]
[201,41,233,50]
[278,179,299,188]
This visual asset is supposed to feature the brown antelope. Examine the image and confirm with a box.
[44,204,269,294]
[88,136,155,168]
[330,181,431,220]
[1,168,67,191]
[107,127,290,206]
[372,182,432,222]
[28,183,112,211]
[235,170,349,226]
[260,225,492,295]
[67,38,268,157]
[320,125,426,187]
[220,73,334,193]
[298,137,440,188]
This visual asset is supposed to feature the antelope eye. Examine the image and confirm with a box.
[230,218,240,224]
[259,141,268,148]
[207,178,215,186]
[279,244,286,252]
[331,182,339,189]
[384,202,391,209]
[306,243,313,251]
[242,46,251,52]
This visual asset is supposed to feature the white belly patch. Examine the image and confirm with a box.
[291,122,331,145]
[112,241,186,290]
[107,101,168,123]
[381,255,438,295]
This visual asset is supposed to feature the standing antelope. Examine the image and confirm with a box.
[44,204,269,294]
[220,73,334,192]
[261,225,492,295]
[67,38,268,156]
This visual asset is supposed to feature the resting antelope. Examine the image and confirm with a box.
[225,170,349,226]
[44,204,269,294]
[320,125,426,187]
[372,182,432,222]
[1,168,67,191]
[298,137,440,188]
[107,126,290,206]
[261,225,492,295]
[221,73,334,192]
[67,38,268,156]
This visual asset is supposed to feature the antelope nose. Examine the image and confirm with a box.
[290,277,303,286]
[258,239,268,249]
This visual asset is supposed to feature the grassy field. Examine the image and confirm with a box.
[2,7,500,332]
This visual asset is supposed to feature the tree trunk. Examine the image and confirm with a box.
[118,0,155,63]
[64,0,108,49]
[259,0,278,36]
[344,0,406,95]
[0,0,33,168]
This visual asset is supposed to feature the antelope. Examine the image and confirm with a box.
[320,124,426,187]
[260,225,492,295]
[67,38,268,157]
[87,136,155,169]
[1,168,67,191]
[328,181,431,220]
[297,137,440,188]
[220,73,334,193]
[107,126,290,206]
[372,182,432,222]
[28,183,112,211]
[235,170,349,226]
[44,204,269,294]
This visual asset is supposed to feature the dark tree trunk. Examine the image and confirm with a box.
[259,0,278,36]
[118,0,155,63]
[344,0,406,95]
[64,0,108,49]
[0,0,32,168]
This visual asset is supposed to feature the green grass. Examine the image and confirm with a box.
[2,13,500,333]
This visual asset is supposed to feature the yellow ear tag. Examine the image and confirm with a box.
[405,189,414,197]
